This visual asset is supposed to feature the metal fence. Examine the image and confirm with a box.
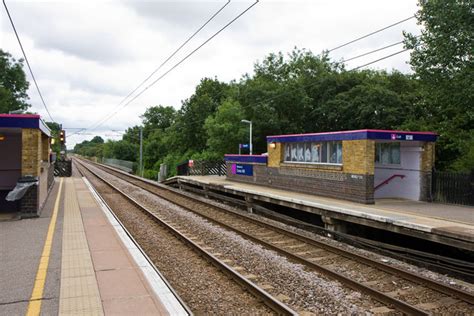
[177,160,226,176]
[103,158,134,173]
[54,160,72,177]
[432,170,474,206]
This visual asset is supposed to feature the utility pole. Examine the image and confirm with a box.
[241,120,253,155]
[249,121,253,155]
[139,126,143,177]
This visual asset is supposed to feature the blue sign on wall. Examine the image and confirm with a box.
[239,143,250,149]
[231,163,253,176]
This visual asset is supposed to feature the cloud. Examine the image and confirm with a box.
[1,0,421,148]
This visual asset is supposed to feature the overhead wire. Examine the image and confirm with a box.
[81,0,232,135]
[86,46,414,135]
[350,48,410,70]
[327,15,415,53]
[69,1,232,137]
[73,7,413,139]
[340,35,419,63]
[116,0,231,108]
[76,0,240,136]
[72,43,415,139]
[84,0,259,134]
[2,0,55,122]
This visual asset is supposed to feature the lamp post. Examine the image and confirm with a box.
[241,119,252,155]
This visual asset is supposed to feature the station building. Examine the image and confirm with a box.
[225,129,437,204]
[0,114,54,217]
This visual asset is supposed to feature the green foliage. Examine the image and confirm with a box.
[73,136,105,158]
[0,49,30,113]
[45,122,61,154]
[141,105,176,137]
[204,98,246,156]
[75,26,472,175]
[404,0,473,170]
[172,78,230,153]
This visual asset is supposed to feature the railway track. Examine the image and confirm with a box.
[78,158,474,315]
[74,159,296,315]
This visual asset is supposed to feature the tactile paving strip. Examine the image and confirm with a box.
[59,178,103,315]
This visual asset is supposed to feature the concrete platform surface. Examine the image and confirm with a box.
[0,176,188,316]
[172,175,474,249]
[0,179,63,316]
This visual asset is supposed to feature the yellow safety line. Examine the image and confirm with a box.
[25,178,64,316]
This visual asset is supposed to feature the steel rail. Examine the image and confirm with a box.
[74,163,193,316]
[81,158,474,311]
[75,159,297,316]
[169,183,474,278]
[83,163,429,315]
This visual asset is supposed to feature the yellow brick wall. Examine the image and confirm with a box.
[22,129,41,176]
[420,142,435,172]
[267,142,282,167]
[41,134,50,162]
[342,139,375,175]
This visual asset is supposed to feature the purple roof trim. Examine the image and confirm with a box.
[224,155,268,164]
[0,114,51,137]
[267,129,437,143]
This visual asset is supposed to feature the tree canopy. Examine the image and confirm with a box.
[404,0,473,170]
[74,1,473,176]
[0,49,30,113]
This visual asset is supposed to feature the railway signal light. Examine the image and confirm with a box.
[59,130,65,144]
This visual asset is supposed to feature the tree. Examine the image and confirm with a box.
[141,105,176,137]
[204,98,246,156]
[90,136,104,144]
[404,0,474,170]
[173,78,230,153]
[0,49,30,113]
[46,122,61,154]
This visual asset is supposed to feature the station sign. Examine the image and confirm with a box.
[231,163,253,176]
[391,134,413,141]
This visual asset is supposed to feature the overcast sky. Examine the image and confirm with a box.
[1,0,421,148]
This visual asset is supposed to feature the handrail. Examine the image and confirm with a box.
[374,174,405,191]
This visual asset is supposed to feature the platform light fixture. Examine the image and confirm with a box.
[241,119,252,155]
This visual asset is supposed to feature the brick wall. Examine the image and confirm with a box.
[41,133,49,162]
[22,129,41,176]
[267,142,282,167]
[233,139,377,203]
[420,142,435,172]
[20,183,39,217]
[227,163,374,204]
[419,142,435,201]
[343,139,375,175]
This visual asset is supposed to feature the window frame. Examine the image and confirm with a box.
[283,141,343,165]
[375,142,401,165]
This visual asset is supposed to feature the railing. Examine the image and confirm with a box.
[103,158,134,173]
[374,174,405,191]
[177,160,226,176]
[432,170,474,206]
[54,160,72,177]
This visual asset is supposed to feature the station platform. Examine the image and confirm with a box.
[168,175,474,252]
[0,176,188,316]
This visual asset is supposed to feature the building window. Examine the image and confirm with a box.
[284,141,342,164]
[375,142,400,165]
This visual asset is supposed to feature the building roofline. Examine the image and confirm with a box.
[266,129,437,139]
